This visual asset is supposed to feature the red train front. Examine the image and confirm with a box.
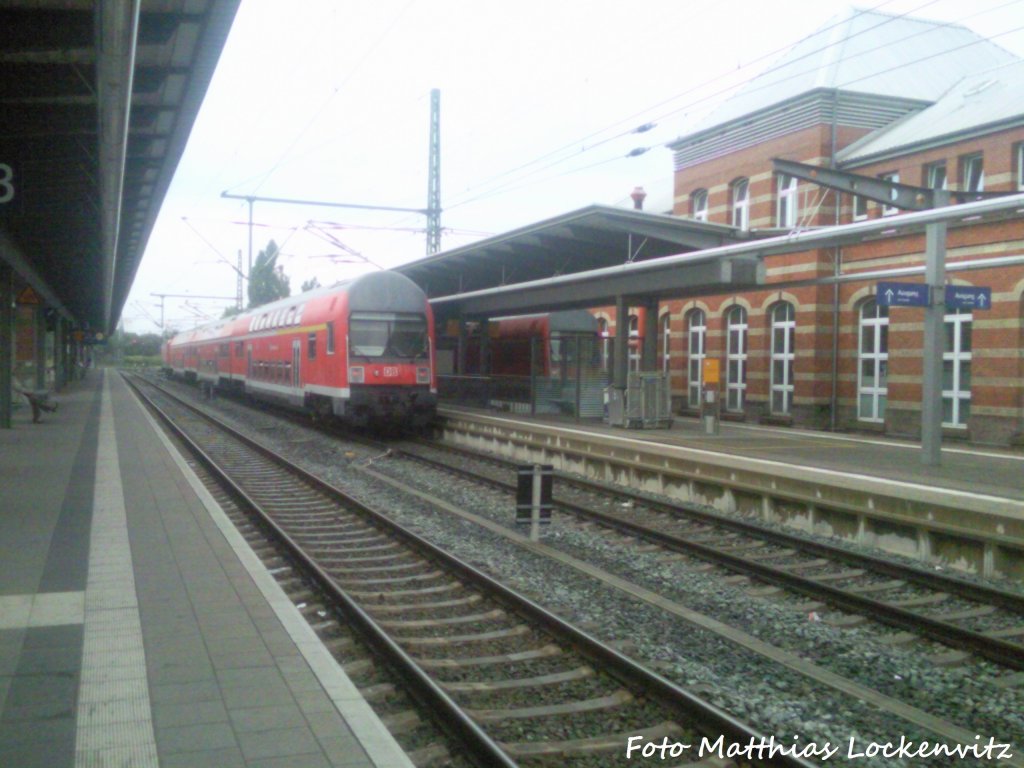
[162,271,437,429]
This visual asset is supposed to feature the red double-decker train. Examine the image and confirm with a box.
[162,271,437,428]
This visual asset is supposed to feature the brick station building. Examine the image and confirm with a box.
[648,8,1024,446]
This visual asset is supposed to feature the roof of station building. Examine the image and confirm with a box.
[838,58,1024,165]
[669,7,1018,161]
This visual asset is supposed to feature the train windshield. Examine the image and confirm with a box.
[350,312,428,358]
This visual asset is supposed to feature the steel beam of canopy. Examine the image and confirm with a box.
[98,0,141,331]
[772,158,1006,211]
[446,256,762,318]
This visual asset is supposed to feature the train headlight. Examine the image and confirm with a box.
[349,366,364,383]
[416,367,430,384]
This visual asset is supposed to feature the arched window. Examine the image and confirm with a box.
[660,313,671,375]
[725,306,748,411]
[731,178,749,230]
[858,299,888,422]
[686,309,706,408]
[770,302,795,415]
[691,189,708,222]
[943,308,972,427]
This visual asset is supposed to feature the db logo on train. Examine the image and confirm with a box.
[382,366,400,377]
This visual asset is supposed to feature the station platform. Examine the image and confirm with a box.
[443,405,1024,502]
[0,370,414,768]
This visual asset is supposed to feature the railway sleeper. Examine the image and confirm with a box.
[465,689,633,723]
[346,581,461,600]
[932,605,998,621]
[330,561,425,575]
[414,644,562,669]
[442,666,593,693]
[359,683,398,703]
[404,743,452,768]
[993,671,1024,689]
[342,658,375,677]
[984,625,1024,639]
[808,568,867,583]
[332,570,446,586]
[398,624,530,647]
[315,541,401,556]
[500,720,685,759]
[380,710,422,735]
[375,608,506,630]
[782,558,830,572]
[367,595,481,615]
[843,578,905,594]
[926,650,971,668]
[327,552,416,565]
[886,592,950,608]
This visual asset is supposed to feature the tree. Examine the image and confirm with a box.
[301,276,321,293]
[248,240,291,307]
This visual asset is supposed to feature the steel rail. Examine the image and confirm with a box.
[128,373,819,768]
[402,438,1024,671]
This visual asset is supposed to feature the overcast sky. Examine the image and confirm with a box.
[123,0,1024,334]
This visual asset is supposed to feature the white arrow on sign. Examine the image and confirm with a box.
[885,288,895,303]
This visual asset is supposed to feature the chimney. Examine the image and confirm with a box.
[630,186,647,210]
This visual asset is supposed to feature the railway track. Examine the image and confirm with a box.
[389,436,1024,673]
[128,374,816,768]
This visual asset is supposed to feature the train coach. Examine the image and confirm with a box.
[464,310,600,377]
[162,270,437,428]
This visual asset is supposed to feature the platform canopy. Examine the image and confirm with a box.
[395,204,762,318]
[0,0,241,335]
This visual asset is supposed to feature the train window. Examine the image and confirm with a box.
[308,333,317,360]
[326,322,335,354]
[350,312,427,358]
[235,342,243,355]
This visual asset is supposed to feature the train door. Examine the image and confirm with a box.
[247,345,252,380]
[292,340,301,388]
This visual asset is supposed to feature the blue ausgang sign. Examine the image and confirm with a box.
[877,281,929,307]
[944,285,992,311]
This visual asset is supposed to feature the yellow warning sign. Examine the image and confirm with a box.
[702,358,720,385]
[16,286,41,305]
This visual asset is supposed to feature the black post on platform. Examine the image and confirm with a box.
[516,464,553,540]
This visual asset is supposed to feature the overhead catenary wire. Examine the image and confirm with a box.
[442,0,1023,214]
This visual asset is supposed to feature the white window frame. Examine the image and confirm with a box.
[880,172,900,216]
[857,300,888,422]
[943,308,972,428]
[770,302,795,415]
[686,309,706,409]
[925,161,947,191]
[660,312,671,376]
[776,174,798,228]
[852,195,868,221]
[628,313,640,373]
[725,306,747,412]
[692,189,708,222]
[962,154,984,194]
[731,178,749,230]
[1016,144,1024,191]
